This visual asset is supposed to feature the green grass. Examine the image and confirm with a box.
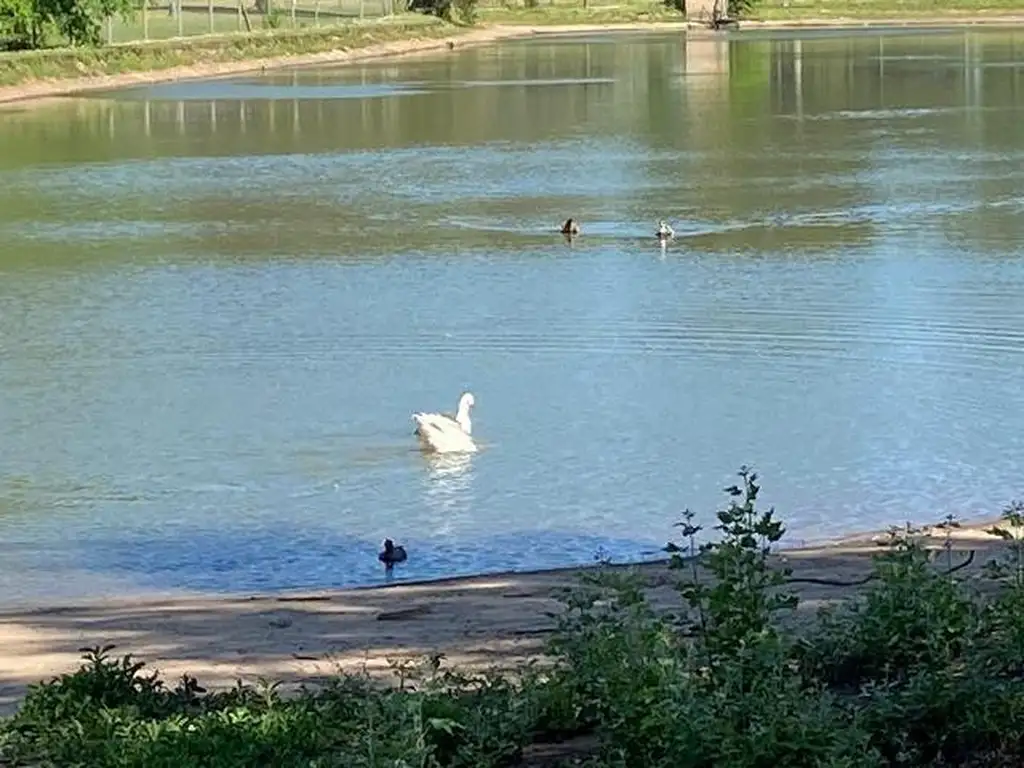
[751,0,1024,20]
[107,0,394,43]
[476,0,1024,25]
[476,1,683,25]
[474,0,1020,26]
[0,16,452,87]
[6,469,1024,767]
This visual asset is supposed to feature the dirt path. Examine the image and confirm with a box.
[0,516,1011,715]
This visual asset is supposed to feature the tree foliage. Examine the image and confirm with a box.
[0,0,133,49]
[409,0,477,25]
[0,0,40,48]
[728,0,756,16]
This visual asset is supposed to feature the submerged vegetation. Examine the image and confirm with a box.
[4,468,1024,766]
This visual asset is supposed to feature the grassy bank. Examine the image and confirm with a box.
[0,16,453,88]
[3,1,1023,93]
[752,0,1024,21]
[475,0,1021,26]
[477,3,683,25]
[4,470,1024,767]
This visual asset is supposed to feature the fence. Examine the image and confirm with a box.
[103,0,402,44]
[102,0,665,44]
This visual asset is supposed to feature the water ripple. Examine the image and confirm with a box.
[1,29,1024,603]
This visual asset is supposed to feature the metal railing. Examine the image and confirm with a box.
[102,0,401,44]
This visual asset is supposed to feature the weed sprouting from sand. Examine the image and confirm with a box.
[6,471,1024,766]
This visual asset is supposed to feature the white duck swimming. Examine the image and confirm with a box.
[412,391,477,454]
[656,220,675,240]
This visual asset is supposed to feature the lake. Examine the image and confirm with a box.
[1,26,1023,605]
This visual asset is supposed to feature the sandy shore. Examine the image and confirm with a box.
[4,14,1024,108]
[0,515,1015,715]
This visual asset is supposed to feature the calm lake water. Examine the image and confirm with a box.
[1,28,1024,605]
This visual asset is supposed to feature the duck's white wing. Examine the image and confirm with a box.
[413,412,462,434]
[412,411,477,453]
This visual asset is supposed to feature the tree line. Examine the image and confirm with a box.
[1,0,134,48]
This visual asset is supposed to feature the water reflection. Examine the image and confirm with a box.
[420,453,475,530]
[0,29,1019,173]
[1,29,1024,602]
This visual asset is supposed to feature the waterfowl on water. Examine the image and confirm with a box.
[378,538,407,568]
[561,218,581,237]
[412,391,477,454]
[656,220,675,240]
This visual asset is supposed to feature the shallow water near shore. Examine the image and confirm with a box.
[1,28,1024,605]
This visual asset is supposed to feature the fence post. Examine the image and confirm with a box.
[313,0,320,26]
[105,15,113,43]
[240,0,253,30]
[208,0,214,33]
[358,0,363,18]
[290,0,296,26]
[142,0,149,39]
[177,0,184,36]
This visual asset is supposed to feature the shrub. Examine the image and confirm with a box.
[728,0,758,16]
[0,0,135,48]
[794,522,977,690]
[0,0,39,49]
[7,470,1024,768]
[409,0,452,20]
[451,0,476,24]
[409,0,473,25]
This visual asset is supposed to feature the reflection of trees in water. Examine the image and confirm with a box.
[0,42,614,166]
[2,33,1022,249]
[631,32,1024,252]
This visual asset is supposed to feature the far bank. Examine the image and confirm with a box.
[3,6,1024,107]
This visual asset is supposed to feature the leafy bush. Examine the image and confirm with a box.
[264,7,285,28]
[450,0,476,24]
[728,0,756,16]
[6,469,1024,767]
[408,0,473,25]
[545,468,877,768]
[0,646,543,767]
[409,0,452,20]
[0,0,38,48]
[0,0,133,48]
[794,523,977,690]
